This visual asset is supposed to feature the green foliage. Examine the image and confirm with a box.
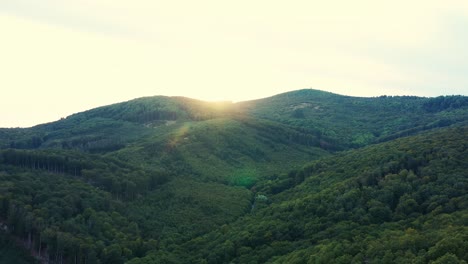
[179,126,468,263]
[111,116,328,185]
[0,90,466,263]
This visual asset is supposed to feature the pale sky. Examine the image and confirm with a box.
[1,0,467,127]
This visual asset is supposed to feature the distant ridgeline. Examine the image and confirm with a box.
[0,89,466,263]
[422,95,468,112]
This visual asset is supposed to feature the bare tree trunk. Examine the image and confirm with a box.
[55,246,59,263]
[38,234,42,258]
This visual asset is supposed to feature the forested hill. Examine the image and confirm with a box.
[239,89,468,148]
[0,89,467,264]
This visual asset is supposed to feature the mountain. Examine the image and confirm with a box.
[0,89,466,264]
[240,89,468,148]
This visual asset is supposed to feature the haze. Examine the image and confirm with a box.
[1,0,467,127]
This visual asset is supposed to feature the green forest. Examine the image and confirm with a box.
[0,89,467,263]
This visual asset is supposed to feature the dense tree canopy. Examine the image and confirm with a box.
[0,89,466,263]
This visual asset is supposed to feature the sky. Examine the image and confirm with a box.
[1,0,467,127]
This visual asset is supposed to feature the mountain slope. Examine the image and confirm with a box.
[110,116,329,185]
[0,89,466,263]
[164,125,467,263]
